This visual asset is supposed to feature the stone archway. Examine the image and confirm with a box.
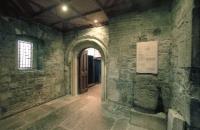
[65,36,108,101]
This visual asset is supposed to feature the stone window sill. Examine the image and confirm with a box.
[15,69,45,75]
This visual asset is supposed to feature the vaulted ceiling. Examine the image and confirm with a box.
[0,0,173,32]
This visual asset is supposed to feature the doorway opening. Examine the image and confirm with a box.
[78,48,102,95]
[66,38,107,101]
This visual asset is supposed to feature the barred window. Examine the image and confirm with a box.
[18,40,33,70]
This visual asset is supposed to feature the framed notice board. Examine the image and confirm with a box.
[136,41,158,74]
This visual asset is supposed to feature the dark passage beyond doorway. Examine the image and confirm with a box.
[78,48,101,94]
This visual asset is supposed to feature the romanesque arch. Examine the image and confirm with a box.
[65,36,108,101]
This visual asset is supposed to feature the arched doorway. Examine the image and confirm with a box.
[78,48,102,94]
[65,37,108,101]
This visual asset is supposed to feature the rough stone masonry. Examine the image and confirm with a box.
[0,0,199,129]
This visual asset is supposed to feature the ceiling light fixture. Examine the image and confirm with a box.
[62,5,68,12]
[94,19,98,23]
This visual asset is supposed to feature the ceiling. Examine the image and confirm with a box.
[0,0,173,32]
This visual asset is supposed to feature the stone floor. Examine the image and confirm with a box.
[0,84,149,130]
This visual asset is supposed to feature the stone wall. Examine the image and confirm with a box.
[0,1,199,127]
[107,7,172,113]
[63,7,172,114]
[171,0,200,128]
[171,0,193,124]
[64,26,109,47]
[0,17,65,119]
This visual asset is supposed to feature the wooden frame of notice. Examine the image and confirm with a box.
[136,41,158,74]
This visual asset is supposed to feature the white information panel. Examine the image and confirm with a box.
[136,41,158,74]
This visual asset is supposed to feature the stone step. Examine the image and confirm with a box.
[130,108,167,130]
[167,109,185,130]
